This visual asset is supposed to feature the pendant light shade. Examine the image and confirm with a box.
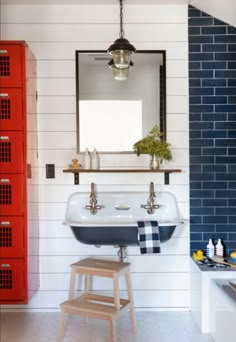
[108,59,133,81]
[107,0,136,79]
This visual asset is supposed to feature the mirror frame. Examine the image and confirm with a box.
[75,50,166,153]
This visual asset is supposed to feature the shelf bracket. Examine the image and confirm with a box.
[164,172,170,185]
[74,172,79,185]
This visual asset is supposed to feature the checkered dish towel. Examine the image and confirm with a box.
[137,221,161,254]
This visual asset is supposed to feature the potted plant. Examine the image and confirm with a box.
[133,125,172,169]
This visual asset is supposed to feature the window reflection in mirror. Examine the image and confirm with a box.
[76,50,166,153]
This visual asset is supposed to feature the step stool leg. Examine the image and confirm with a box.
[109,317,116,342]
[125,270,136,334]
[68,268,76,300]
[58,309,66,342]
[113,274,120,310]
[84,274,92,295]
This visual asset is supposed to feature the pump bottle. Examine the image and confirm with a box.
[206,238,215,258]
[83,148,90,169]
[91,148,99,169]
[215,239,224,257]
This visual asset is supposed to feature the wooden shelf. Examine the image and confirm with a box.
[63,168,182,185]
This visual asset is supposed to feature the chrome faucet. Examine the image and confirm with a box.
[141,182,160,214]
[85,182,104,215]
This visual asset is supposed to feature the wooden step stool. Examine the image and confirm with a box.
[58,258,136,342]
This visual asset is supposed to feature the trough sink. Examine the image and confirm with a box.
[64,191,182,246]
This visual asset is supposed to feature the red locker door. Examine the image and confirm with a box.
[0,131,24,173]
[0,174,24,215]
[0,89,23,130]
[0,218,24,258]
[0,45,22,88]
[0,259,24,301]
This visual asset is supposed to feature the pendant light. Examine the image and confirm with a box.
[108,59,133,81]
[107,0,136,75]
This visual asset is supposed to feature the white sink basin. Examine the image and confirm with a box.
[64,191,182,245]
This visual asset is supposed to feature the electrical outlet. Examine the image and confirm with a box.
[46,164,55,178]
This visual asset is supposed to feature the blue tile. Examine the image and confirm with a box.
[190,70,213,78]
[202,113,227,121]
[228,113,236,120]
[203,96,227,104]
[215,122,236,129]
[216,70,236,78]
[190,122,213,130]
[202,147,227,155]
[229,217,236,224]
[228,131,236,138]
[190,216,202,224]
[228,233,236,240]
[189,45,201,52]
[229,148,236,155]
[216,225,236,232]
[216,139,236,147]
[215,104,236,112]
[189,35,213,44]
[189,17,214,26]
[190,156,214,164]
[216,190,236,198]
[228,62,236,69]
[189,96,202,104]
[215,36,236,43]
[203,216,228,224]
[190,233,203,241]
[190,87,213,95]
[190,190,214,198]
[203,165,227,173]
[227,27,236,34]
[203,233,228,241]
[229,199,236,206]
[216,156,236,164]
[190,131,201,139]
[189,8,201,17]
[202,79,226,87]
[229,182,236,189]
[203,199,227,207]
[190,147,202,155]
[216,173,236,181]
[189,79,201,87]
[191,224,215,232]
[217,208,236,215]
[190,198,202,206]
[202,61,226,69]
[228,44,236,52]
[216,87,236,95]
[189,113,202,121]
[189,27,201,34]
[202,130,226,139]
[190,104,214,112]
[202,181,227,189]
[215,52,236,60]
[202,27,226,35]
[189,61,201,69]
[191,139,214,147]
[213,18,228,26]
[190,181,202,189]
[228,79,236,86]
[189,53,214,61]
[191,172,214,180]
[229,165,236,172]
[202,44,227,52]
[190,241,209,252]
[229,96,236,104]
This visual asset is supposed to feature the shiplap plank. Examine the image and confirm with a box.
[1,5,187,24]
[1,23,187,42]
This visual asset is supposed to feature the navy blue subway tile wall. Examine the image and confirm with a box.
[188,6,236,256]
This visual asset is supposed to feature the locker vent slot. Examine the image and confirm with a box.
[0,226,12,247]
[0,56,10,77]
[0,141,11,162]
[0,269,12,289]
[0,98,11,120]
[0,184,12,204]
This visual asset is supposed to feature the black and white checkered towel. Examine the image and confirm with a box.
[137,221,161,254]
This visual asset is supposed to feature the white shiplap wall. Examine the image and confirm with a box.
[1,3,189,311]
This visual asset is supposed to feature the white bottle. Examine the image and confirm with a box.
[206,238,215,258]
[215,239,224,257]
[83,148,90,169]
[91,148,99,169]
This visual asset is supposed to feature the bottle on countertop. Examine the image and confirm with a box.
[206,238,215,258]
[83,148,90,169]
[91,148,99,169]
[215,238,224,257]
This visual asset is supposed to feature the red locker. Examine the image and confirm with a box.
[0,217,24,258]
[0,41,39,304]
[0,131,24,173]
[0,259,24,301]
[0,88,23,130]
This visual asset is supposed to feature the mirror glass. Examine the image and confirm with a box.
[76,50,166,153]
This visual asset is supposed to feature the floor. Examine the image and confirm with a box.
[0,311,213,342]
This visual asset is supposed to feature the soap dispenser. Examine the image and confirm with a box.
[91,148,99,169]
[216,238,224,257]
[206,238,215,258]
[83,148,90,169]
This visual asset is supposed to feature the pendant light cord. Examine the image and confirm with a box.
[119,0,124,39]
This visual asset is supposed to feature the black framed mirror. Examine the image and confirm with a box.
[76,50,166,153]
